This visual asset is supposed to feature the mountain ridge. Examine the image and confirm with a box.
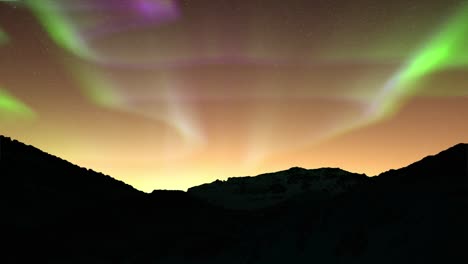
[374,143,468,193]
[188,166,369,209]
[2,134,467,263]
[0,135,142,200]
[1,135,467,193]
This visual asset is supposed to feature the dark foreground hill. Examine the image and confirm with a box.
[2,135,467,263]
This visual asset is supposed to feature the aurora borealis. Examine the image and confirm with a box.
[0,88,35,118]
[0,27,8,44]
[1,0,468,192]
[368,1,468,121]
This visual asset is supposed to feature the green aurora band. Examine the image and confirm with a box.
[317,3,468,144]
[13,0,468,144]
[24,0,115,110]
[370,2,468,120]
[0,27,8,45]
[70,63,123,108]
[0,88,36,119]
[25,0,95,60]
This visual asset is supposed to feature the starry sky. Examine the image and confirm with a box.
[1,0,468,192]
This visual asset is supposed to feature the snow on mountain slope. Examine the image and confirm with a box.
[188,167,369,209]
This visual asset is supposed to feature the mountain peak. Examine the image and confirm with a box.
[376,143,468,191]
[437,143,468,155]
[188,167,368,209]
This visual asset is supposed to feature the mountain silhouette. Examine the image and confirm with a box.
[2,135,467,263]
[375,143,468,192]
[188,167,369,209]
[0,136,140,199]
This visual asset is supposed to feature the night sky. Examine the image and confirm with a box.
[1,0,468,191]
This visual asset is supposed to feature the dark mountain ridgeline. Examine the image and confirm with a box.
[0,135,141,200]
[188,167,369,209]
[2,135,467,263]
[374,143,468,193]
